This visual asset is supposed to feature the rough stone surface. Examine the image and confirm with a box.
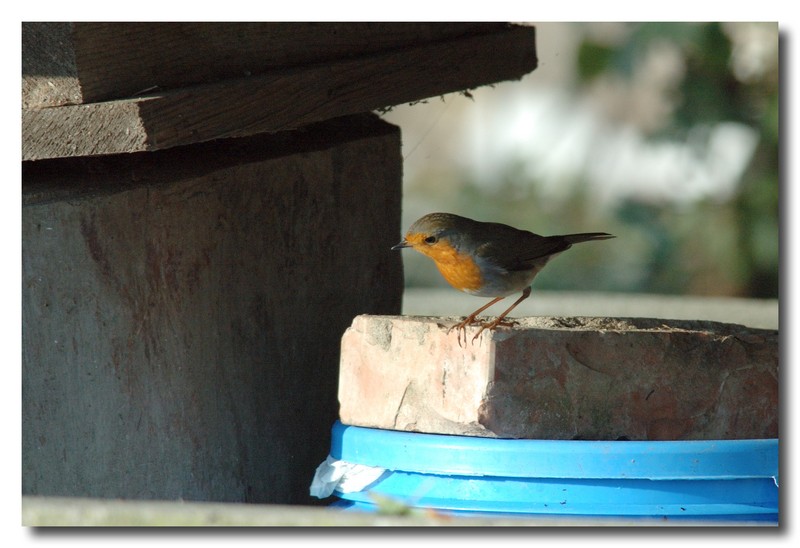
[338,315,779,440]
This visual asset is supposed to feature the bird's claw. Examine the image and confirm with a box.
[447,316,479,347]
[448,316,518,347]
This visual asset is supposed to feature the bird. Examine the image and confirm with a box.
[392,212,614,343]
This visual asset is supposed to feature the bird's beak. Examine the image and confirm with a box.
[391,239,410,250]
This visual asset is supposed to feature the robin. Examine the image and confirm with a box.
[392,212,614,343]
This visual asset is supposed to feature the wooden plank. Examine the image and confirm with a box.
[22,22,82,109]
[22,24,537,161]
[23,22,506,108]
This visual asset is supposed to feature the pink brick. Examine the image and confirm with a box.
[338,315,778,440]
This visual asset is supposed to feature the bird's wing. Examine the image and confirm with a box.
[474,229,570,272]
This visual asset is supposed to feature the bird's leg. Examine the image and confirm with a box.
[471,287,532,342]
[448,296,504,347]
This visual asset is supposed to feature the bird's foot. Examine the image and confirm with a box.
[471,317,518,341]
[449,316,517,346]
[448,315,482,347]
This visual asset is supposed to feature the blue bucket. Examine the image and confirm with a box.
[328,421,778,523]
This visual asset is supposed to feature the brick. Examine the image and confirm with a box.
[338,315,778,440]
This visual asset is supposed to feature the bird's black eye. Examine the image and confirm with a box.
[424,235,438,244]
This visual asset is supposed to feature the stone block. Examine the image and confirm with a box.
[338,315,778,440]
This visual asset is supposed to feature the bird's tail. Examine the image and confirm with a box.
[561,232,615,244]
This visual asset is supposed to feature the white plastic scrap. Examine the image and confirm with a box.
[309,455,388,498]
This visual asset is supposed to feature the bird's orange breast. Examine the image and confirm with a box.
[419,241,484,293]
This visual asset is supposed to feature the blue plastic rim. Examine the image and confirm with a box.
[329,421,779,522]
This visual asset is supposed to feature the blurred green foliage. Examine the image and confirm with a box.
[607,22,779,298]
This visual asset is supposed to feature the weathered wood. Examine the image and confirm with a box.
[22,24,537,161]
[23,22,507,108]
[22,114,403,504]
[22,22,82,109]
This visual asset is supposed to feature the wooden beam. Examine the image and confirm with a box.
[23,22,508,108]
[22,115,404,503]
[22,23,82,109]
[22,24,537,161]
